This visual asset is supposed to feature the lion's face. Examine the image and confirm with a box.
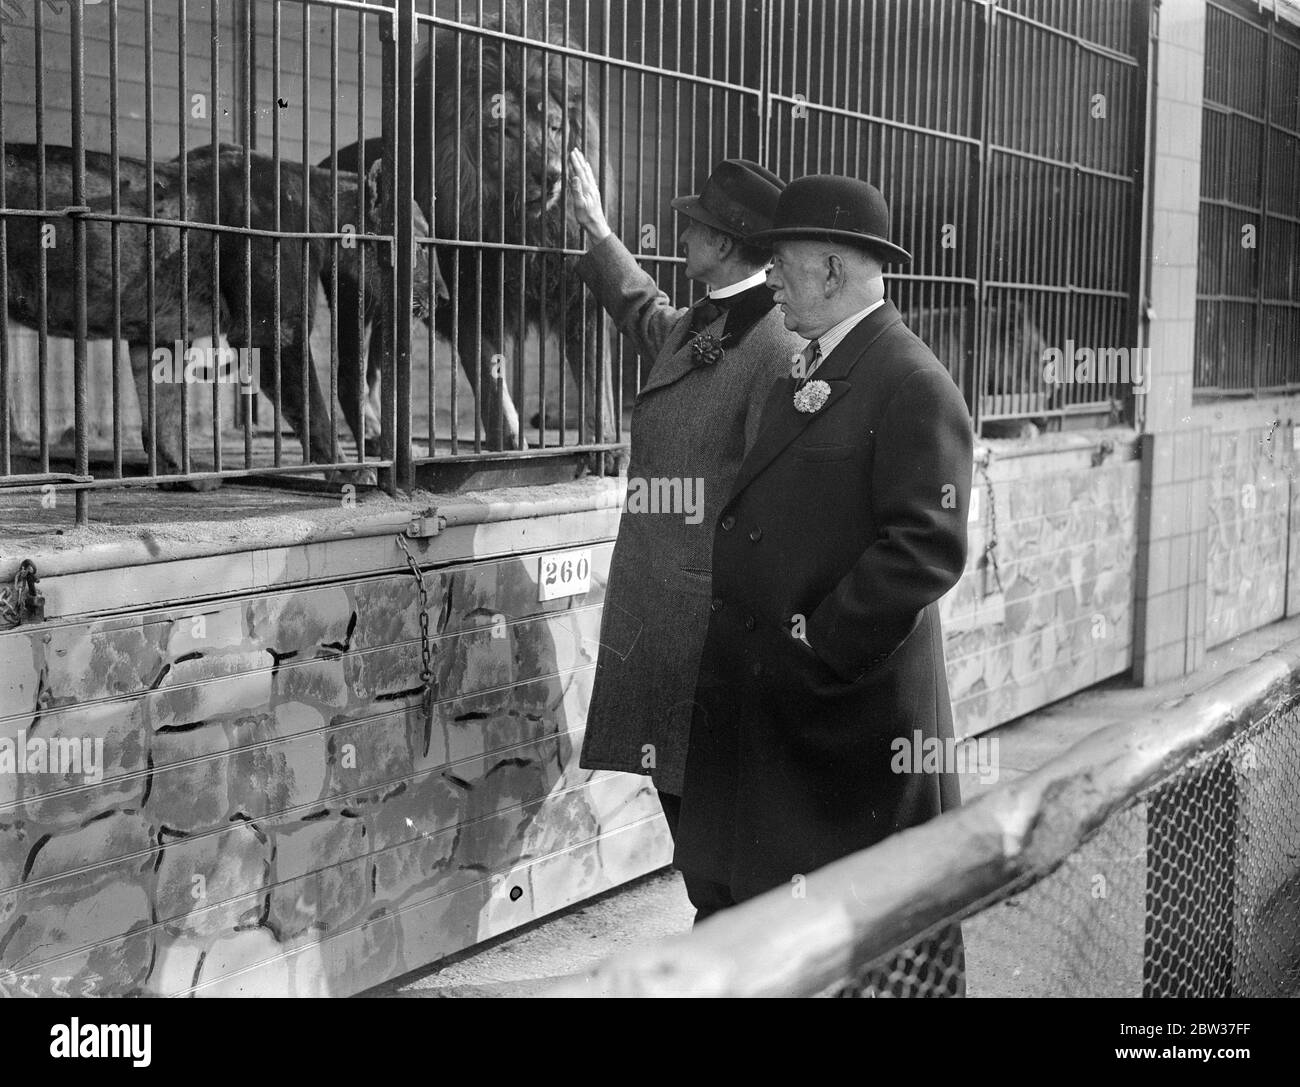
[482,87,567,216]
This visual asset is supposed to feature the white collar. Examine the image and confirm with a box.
[806,297,887,361]
[707,266,769,300]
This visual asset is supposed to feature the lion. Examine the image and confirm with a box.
[182,144,443,478]
[5,143,225,488]
[321,0,617,455]
[4,143,437,489]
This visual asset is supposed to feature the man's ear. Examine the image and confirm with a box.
[824,252,846,297]
[715,231,735,262]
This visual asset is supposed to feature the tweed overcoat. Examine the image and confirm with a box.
[576,235,803,795]
[673,300,973,902]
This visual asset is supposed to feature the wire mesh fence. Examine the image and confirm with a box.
[822,687,1300,998]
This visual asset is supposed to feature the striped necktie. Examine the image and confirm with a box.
[799,339,822,385]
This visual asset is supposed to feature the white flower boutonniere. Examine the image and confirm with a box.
[793,379,831,413]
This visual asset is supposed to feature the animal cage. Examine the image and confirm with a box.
[1195,0,1300,395]
[1,0,1152,524]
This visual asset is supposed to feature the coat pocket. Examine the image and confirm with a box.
[779,628,854,690]
[792,442,857,463]
[841,614,924,683]
[676,567,713,596]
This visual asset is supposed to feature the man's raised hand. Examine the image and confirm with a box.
[568,149,612,245]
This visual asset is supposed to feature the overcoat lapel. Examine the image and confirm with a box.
[728,300,904,499]
[636,306,717,399]
[637,288,779,400]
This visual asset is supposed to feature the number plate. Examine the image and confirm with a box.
[537,547,592,601]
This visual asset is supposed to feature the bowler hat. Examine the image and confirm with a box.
[671,159,786,239]
[744,174,911,264]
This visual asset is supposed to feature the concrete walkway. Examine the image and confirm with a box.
[365,615,1300,997]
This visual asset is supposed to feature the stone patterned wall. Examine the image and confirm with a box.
[0,541,671,997]
[942,436,1141,739]
[1206,424,1292,648]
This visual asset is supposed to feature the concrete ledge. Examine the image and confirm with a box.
[4,478,625,621]
[7,477,624,580]
[977,426,1141,471]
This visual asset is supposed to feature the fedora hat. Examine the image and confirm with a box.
[671,159,786,239]
[744,174,911,264]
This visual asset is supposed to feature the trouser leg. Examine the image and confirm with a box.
[683,875,737,926]
[657,789,738,925]
[656,788,682,842]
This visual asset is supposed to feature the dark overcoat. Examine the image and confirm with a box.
[674,300,973,903]
[576,235,804,795]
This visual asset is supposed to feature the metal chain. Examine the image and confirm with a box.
[1261,418,1297,481]
[0,560,42,630]
[975,454,1004,597]
[395,535,435,722]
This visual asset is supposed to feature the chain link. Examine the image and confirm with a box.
[395,535,435,722]
[975,453,1004,597]
[1261,418,1297,482]
[0,560,43,630]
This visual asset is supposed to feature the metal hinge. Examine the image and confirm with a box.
[406,507,444,538]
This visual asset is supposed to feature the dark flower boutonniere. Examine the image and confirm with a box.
[689,330,729,367]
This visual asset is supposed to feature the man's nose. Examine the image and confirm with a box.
[765,269,781,290]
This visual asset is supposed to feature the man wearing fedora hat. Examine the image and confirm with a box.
[565,150,804,878]
[673,174,972,992]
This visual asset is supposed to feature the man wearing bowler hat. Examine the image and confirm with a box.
[674,174,973,993]
[565,151,803,862]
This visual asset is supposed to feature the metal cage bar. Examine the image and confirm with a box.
[0,0,1167,519]
[1196,0,1300,396]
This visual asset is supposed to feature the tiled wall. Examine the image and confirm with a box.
[1133,0,1206,684]
[1206,422,1293,647]
[943,435,1141,739]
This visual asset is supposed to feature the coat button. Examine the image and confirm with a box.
[751,660,763,677]
[744,615,755,630]
[721,515,736,532]
[748,527,763,542]
[710,598,723,613]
